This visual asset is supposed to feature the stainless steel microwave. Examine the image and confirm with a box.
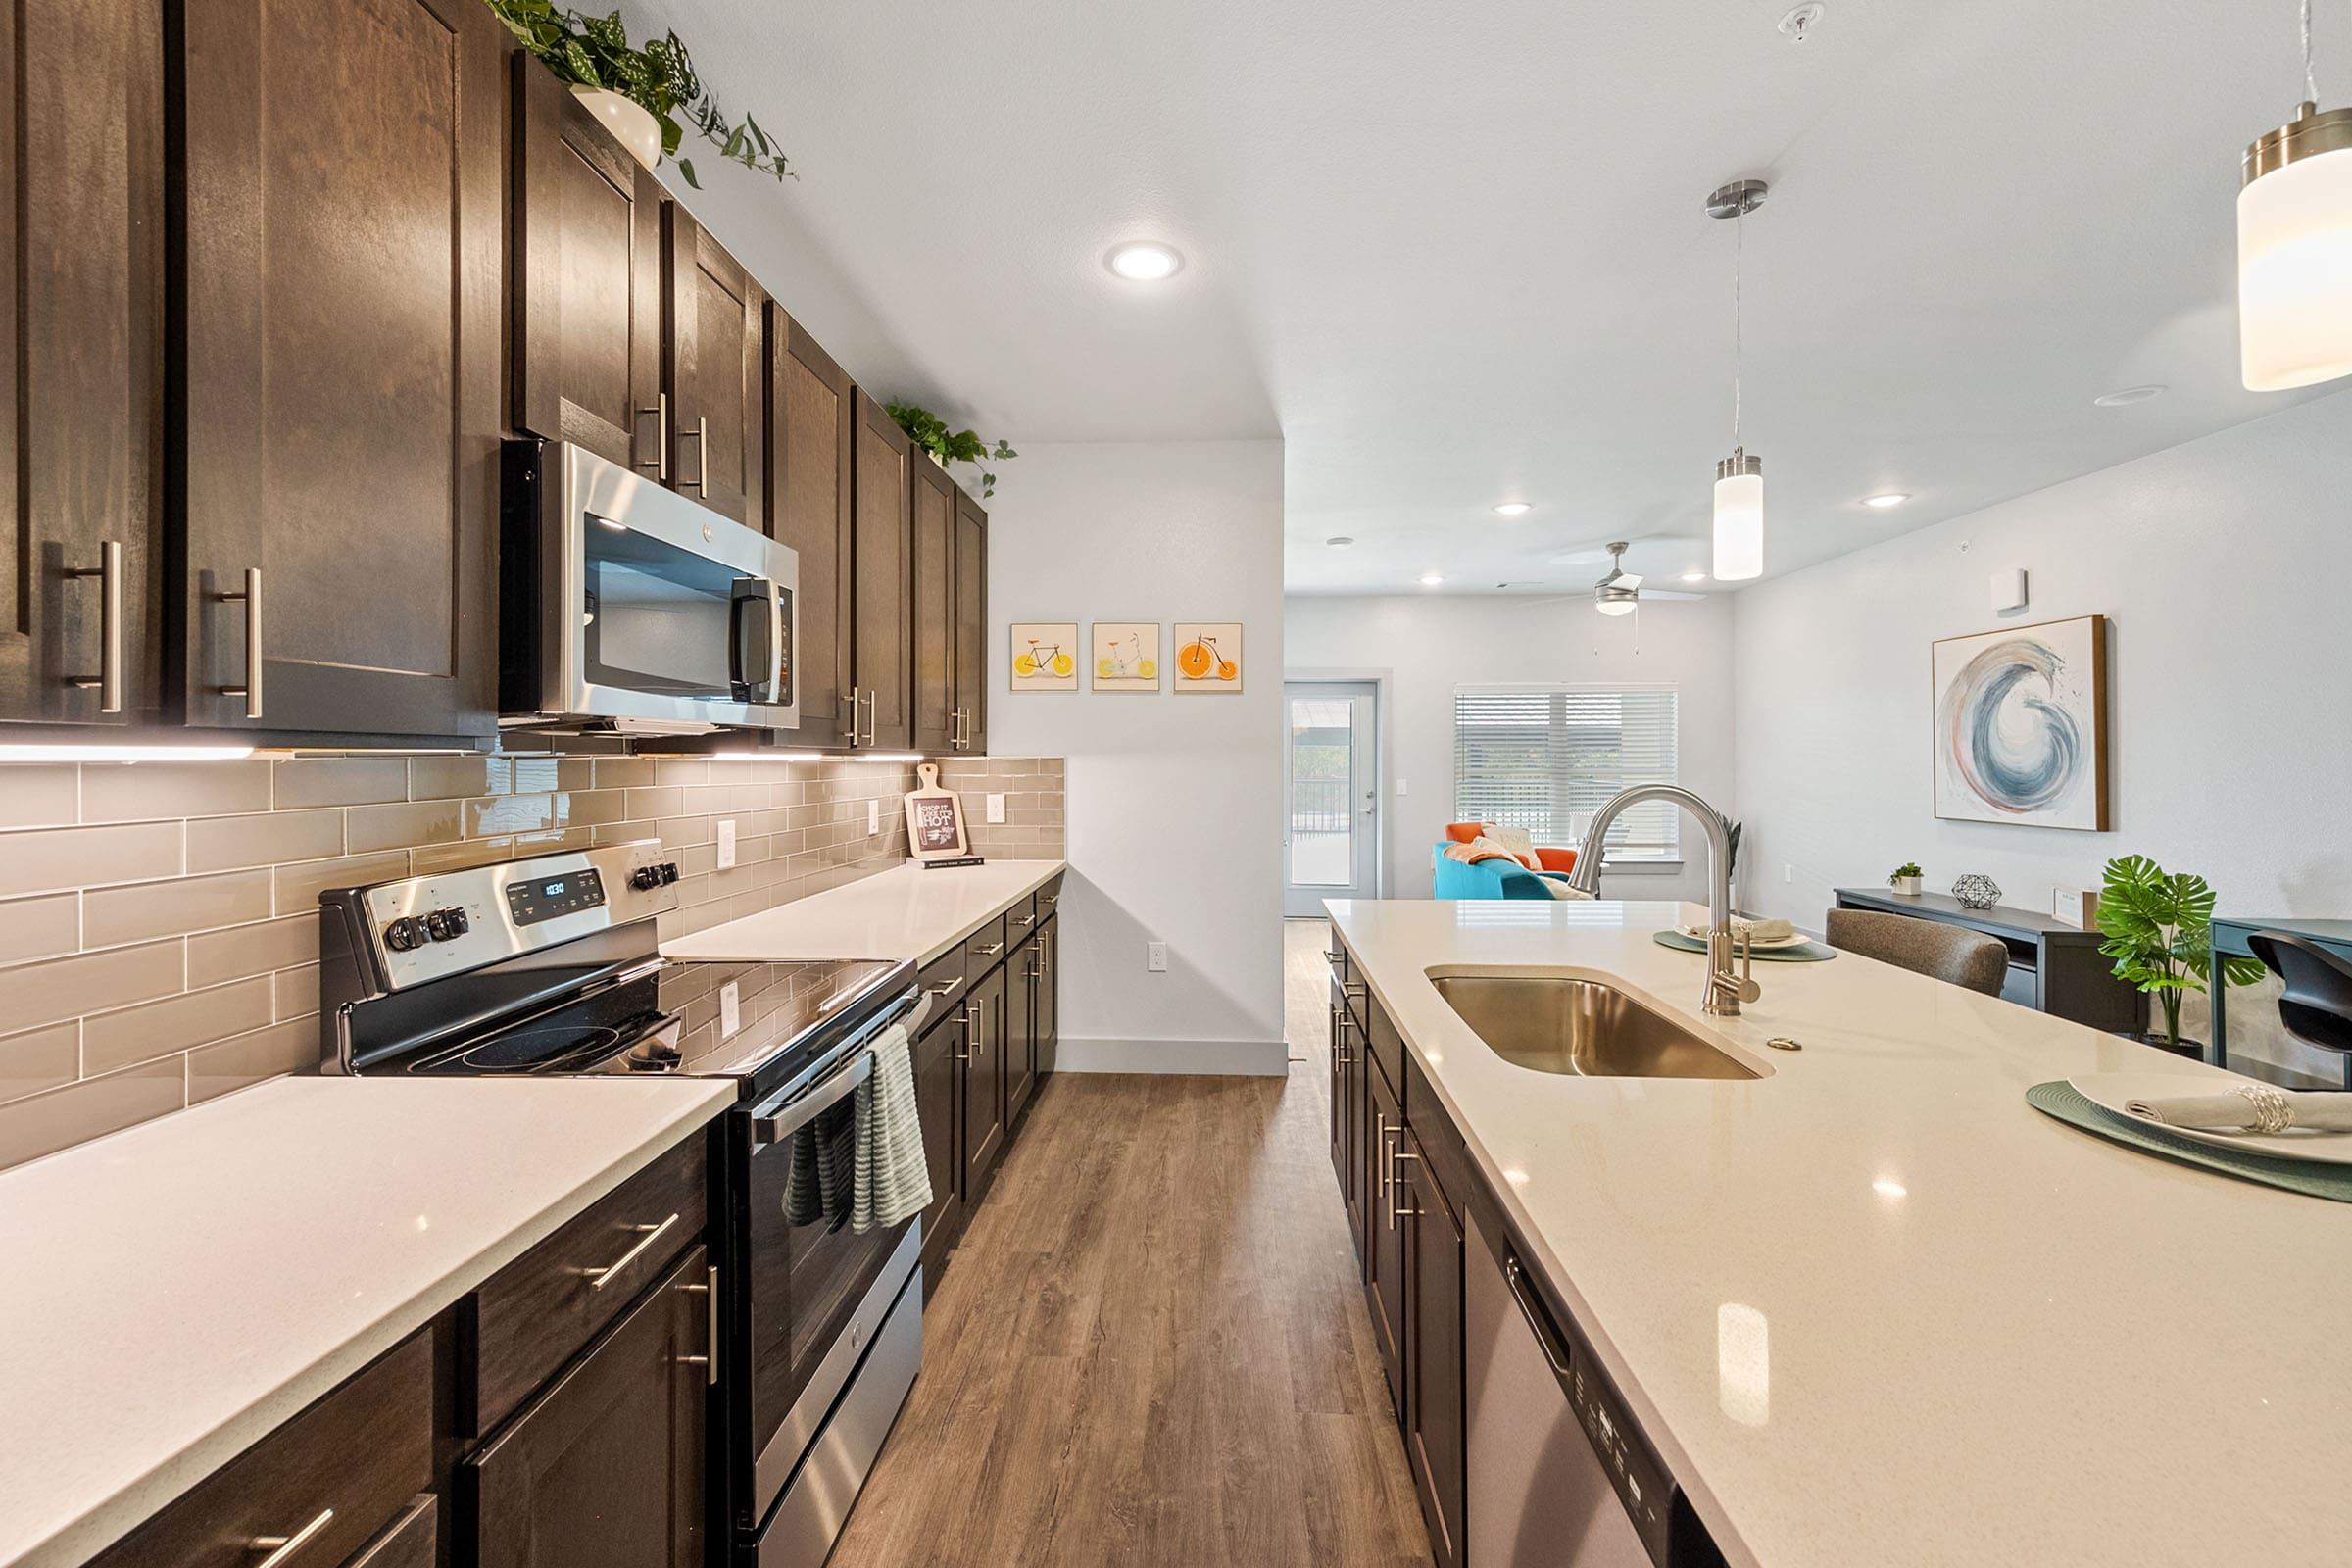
[500,440,796,734]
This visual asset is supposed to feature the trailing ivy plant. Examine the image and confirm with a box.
[486,0,793,188]
[2093,855,2266,1047]
[886,402,1017,499]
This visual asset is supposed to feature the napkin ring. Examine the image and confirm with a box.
[2234,1084,2293,1134]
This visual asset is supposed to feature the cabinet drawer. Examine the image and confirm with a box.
[1364,996,1405,1099]
[963,913,1009,973]
[918,946,969,1012]
[1007,896,1043,948]
[90,1330,434,1568]
[470,1132,708,1432]
[1034,874,1065,923]
[348,1494,437,1568]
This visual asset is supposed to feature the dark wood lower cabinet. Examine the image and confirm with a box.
[1365,1054,1406,1411]
[959,964,1006,1197]
[465,1243,711,1568]
[1403,1126,1466,1568]
[1330,975,1364,1267]
[1034,917,1059,1077]
[348,1494,438,1568]
[914,1002,966,1290]
[1004,935,1038,1127]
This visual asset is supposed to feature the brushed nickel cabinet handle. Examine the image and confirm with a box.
[926,981,959,997]
[215,566,263,719]
[678,1264,719,1384]
[583,1211,679,1291]
[679,415,709,494]
[638,392,669,478]
[864,688,878,746]
[972,942,1003,956]
[251,1508,334,1566]
[66,539,124,713]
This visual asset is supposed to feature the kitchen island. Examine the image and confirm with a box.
[1327,896,2352,1568]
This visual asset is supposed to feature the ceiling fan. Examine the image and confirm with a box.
[1592,540,1704,617]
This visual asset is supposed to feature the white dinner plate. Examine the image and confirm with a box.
[1675,928,1808,951]
[2069,1071,2352,1166]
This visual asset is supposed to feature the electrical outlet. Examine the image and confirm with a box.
[986,793,1006,824]
[1784,862,1793,884]
[720,980,741,1038]
[716,818,737,870]
[867,799,880,836]
[1146,941,1168,973]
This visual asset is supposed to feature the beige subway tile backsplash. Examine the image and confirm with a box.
[0,752,1062,1172]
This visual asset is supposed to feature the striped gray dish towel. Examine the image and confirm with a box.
[852,1023,932,1234]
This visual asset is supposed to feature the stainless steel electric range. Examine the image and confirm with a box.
[318,841,932,1567]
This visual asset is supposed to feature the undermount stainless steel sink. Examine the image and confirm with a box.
[1428,973,1761,1081]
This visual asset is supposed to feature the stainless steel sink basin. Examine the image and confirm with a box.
[1428,974,1761,1080]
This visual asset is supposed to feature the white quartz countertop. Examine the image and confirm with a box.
[0,1074,736,1568]
[1326,897,2352,1568]
[661,858,1065,968]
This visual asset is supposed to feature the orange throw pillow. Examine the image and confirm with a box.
[1444,822,1486,845]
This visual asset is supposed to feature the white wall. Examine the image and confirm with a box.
[1734,389,2352,1078]
[986,442,1287,1074]
[1283,594,1739,904]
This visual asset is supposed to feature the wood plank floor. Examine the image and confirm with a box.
[827,920,1434,1567]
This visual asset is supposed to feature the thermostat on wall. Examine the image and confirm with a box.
[1989,567,2028,612]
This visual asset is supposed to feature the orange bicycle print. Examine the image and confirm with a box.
[1177,633,1237,682]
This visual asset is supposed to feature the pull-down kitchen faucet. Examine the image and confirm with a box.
[1561,785,1760,1017]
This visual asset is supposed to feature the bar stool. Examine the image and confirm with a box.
[1824,908,2008,996]
[2246,931,2352,1089]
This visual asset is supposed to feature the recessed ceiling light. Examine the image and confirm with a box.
[1325,535,1354,549]
[1681,570,1708,583]
[1105,242,1182,281]
[1492,502,1532,517]
[2092,384,2166,407]
[1418,572,1444,587]
[1861,492,1910,509]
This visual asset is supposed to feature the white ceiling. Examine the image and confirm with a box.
[642,0,2343,596]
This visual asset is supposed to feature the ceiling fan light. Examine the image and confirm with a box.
[2239,103,2352,390]
[1712,452,1764,582]
[1595,598,1638,617]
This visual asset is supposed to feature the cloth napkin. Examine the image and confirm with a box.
[1678,915,1795,945]
[851,1024,933,1233]
[2125,1085,2352,1135]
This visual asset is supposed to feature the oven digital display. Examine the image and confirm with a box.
[505,868,606,926]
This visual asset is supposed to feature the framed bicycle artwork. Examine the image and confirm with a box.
[1008,622,1080,691]
[1091,622,1161,692]
[1173,622,1243,693]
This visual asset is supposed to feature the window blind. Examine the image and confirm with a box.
[1452,686,1681,859]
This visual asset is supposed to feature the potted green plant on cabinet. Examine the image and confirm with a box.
[886,402,1017,498]
[1889,861,1924,896]
[486,0,793,188]
[2093,855,2266,1056]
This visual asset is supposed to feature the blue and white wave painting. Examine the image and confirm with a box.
[1932,617,2106,831]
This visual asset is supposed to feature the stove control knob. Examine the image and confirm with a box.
[383,917,422,953]
[443,906,470,937]
[423,909,452,942]
[629,865,662,892]
[658,860,679,885]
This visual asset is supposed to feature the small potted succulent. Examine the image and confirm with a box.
[1888,861,1924,897]
[2094,855,2266,1056]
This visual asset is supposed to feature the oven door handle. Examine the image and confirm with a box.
[751,1049,873,1146]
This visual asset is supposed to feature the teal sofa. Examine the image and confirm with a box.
[1431,845,1576,900]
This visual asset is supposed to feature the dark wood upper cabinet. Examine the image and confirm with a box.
[909,456,956,753]
[0,0,165,727]
[952,491,988,754]
[767,309,856,748]
[850,391,912,750]
[173,0,500,743]
[662,205,763,526]
[512,55,662,474]
[465,1244,711,1568]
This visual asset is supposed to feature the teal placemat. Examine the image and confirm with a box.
[1651,930,1838,963]
[2026,1081,2352,1202]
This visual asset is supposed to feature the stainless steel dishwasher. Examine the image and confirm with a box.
[1465,1209,1682,1567]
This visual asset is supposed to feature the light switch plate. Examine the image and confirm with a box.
[1396,778,1409,796]
[986,793,1006,824]
[720,980,741,1038]
[1146,941,1168,973]
[716,818,737,870]
[867,799,880,836]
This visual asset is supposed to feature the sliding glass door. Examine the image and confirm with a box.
[1284,681,1379,916]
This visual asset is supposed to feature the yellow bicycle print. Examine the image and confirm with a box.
[1096,632,1157,682]
[1013,638,1076,679]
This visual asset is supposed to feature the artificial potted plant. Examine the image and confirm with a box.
[487,0,793,187]
[1888,861,1924,896]
[2093,855,2266,1055]
[886,402,1017,499]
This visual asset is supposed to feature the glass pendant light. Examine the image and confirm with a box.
[1708,179,1768,581]
[2239,1,2352,390]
